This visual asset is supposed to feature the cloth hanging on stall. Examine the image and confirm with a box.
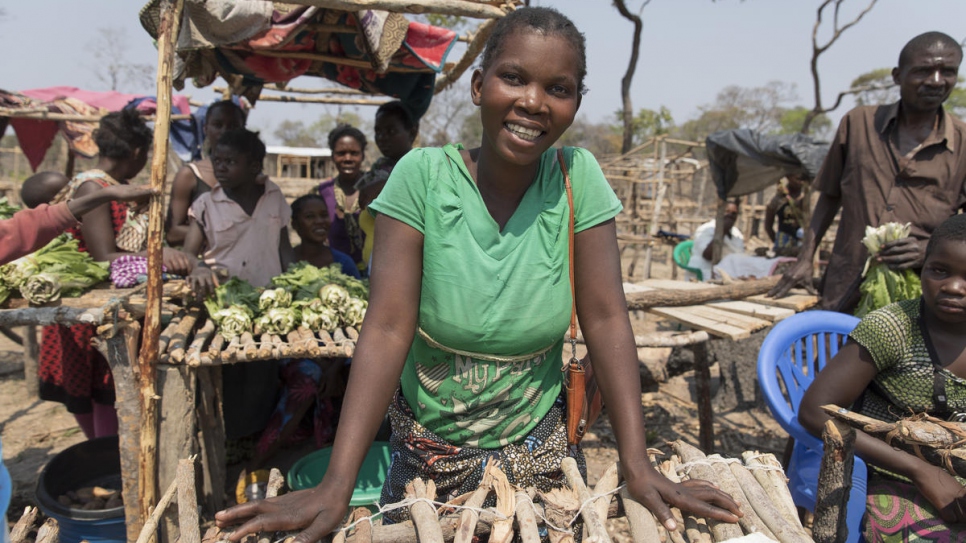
[139,0,458,119]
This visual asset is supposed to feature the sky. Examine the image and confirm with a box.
[2,0,965,145]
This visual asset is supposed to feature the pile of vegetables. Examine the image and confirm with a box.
[204,262,369,340]
[0,197,20,220]
[854,222,922,318]
[0,235,110,305]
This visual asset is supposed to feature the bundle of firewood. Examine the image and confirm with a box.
[189,441,809,543]
[9,507,59,543]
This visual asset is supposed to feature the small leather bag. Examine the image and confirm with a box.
[558,149,604,448]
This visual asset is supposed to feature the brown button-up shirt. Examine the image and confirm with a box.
[816,102,966,312]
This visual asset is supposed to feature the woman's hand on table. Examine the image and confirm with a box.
[625,468,742,531]
[214,486,348,543]
[912,463,966,523]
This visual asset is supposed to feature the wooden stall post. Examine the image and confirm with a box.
[95,322,143,543]
[22,325,39,398]
[137,0,184,540]
[691,339,714,453]
[813,418,856,543]
[643,138,667,279]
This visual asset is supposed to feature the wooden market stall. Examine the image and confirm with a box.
[0,2,520,542]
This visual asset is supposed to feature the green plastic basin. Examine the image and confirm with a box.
[287,442,392,508]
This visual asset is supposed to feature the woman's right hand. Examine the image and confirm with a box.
[214,487,348,543]
[912,464,966,523]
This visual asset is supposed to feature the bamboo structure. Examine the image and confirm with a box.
[211,87,390,106]
[137,1,184,540]
[0,108,192,123]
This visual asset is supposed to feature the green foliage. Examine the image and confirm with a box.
[944,82,966,120]
[0,235,110,305]
[779,107,832,138]
[850,67,898,106]
[0,197,20,220]
[273,110,372,148]
[613,106,674,147]
[558,116,621,157]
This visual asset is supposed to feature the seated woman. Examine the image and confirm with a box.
[800,213,966,540]
[290,194,359,278]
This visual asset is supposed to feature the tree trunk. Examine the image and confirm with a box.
[613,0,644,154]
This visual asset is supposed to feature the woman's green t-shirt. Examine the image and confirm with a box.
[368,144,622,448]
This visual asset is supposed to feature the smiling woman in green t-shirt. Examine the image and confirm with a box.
[216,8,741,541]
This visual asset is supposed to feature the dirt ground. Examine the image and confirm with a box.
[0,306,789,540]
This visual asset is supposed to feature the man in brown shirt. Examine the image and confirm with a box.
[770,31,966,313]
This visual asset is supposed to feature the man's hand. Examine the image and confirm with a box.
[768,257,815,299]
[188,266,220,299]
[878,236,925,270]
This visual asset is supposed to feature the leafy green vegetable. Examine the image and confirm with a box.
[203,277,260,322]
[254,307,300,335]
[855,222,922,318]
[0,197,20,220]
[0,235,109,305]
[213,306,253,340]
[258,288,293,312]
[272,262,368,300]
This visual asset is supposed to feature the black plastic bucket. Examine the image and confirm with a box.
[35,436,126,543]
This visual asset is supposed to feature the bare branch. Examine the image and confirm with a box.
[613,0,646,154]
[816,82,896,115]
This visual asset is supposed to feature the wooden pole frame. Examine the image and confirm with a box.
[137,0,184,541]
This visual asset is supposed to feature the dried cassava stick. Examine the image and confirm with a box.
[158,315,182,359]
[286,329,306,357]
[489,463,516,543]
[302,327,323,358]
[242,332,258,360]
[346,326,359,341]
[813,419,856,543]
[561,457,611,543]
[618,487,661,543]
[454,461,497,543]
[317,328,334,345]
[35,518,59,543]
[540,488,579,543]
[208,333,226,358]
[514,491,540,543]
[670,441,744,542]
[405,478,443,543]
[729,462,812,543]
[657,459,693,543]
[255,333,272,359]
[706,454,775,539]
[167,307,201,362]
[591,463,619,527]
[742,452,800,530]
[185,319,216,366]
[667,457,712,543]
[333,327,347,343]
[220,335,240,364]
[10,506,39,543]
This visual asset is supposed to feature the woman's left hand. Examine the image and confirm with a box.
[625,469,742,531]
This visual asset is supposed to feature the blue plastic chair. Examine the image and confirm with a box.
[757,310,868,543]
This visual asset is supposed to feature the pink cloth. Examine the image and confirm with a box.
[20,87,191,118]
[0,203,77,265]
[189,180,291,288]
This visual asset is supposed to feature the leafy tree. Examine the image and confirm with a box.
[779,107,832,139]
[674,81,799,141]
[274,120,323,148]
[945,84,966,120]
[559,116,622,157]
[612,106,673,148]
[850,68,899,106]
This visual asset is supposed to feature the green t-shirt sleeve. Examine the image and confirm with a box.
[849,304,906,372]
[367,148,431,234]
[568,147,623,233]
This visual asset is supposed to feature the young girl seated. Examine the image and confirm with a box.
[184,128,293,446]
[801,213,966,540]
[290,194,360,279]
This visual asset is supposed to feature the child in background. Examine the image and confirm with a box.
[38,110,191,440]
[19,171,69,209]
[290,194,360,278]
[184,128,293,448]
[316,125,367,273]
[356,101,420,269]
[166,100,247,246]
[801,213,966,539]
[218,7,741,540]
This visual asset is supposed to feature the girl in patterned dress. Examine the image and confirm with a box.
[38,110,192,439]
[216,7,742,541]
[802,213,966,541]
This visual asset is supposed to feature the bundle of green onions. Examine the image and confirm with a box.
[854,222,922,318]
[0,235,109,305]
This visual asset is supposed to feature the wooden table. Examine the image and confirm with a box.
[1,282,358,542]
[622,279,819,452]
